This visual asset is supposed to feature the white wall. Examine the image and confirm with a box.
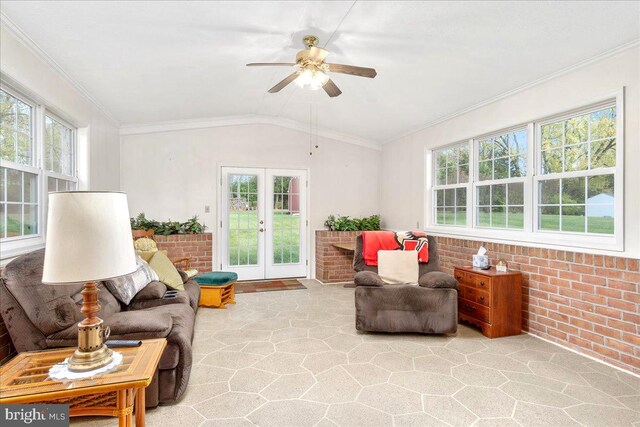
[120,124,381,275]
[0,25,120,191]
[381,46,640,258]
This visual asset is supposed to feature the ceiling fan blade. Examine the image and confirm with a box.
[322,78,342,98]
[268,72,300,93]
[327,63,377,78]
[308,47,329,62]
[247,62,296,67]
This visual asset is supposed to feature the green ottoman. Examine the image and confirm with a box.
[194,272,238,308]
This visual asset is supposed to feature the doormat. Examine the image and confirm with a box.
[235,279,307,294]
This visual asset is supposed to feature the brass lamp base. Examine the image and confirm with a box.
[68,281,114,373]
[68,343,114,372]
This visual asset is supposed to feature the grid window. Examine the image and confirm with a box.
[478,129,527,181]
[0,87,78,249]
[45,115,74,176]
[433,142,469,226]
[227,174,259,266]
[540,107,615,175]
[0,90,33,165]
[537,105,616,235]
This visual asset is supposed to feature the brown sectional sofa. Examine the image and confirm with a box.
[0,249,200,407]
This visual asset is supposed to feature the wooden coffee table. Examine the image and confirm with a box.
[0,338,166,426]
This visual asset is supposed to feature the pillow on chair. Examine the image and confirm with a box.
[103,255,159,304]
[378,250,419,284]
[148,250,185,290]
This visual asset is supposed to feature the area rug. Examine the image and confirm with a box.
[235,278,307,294]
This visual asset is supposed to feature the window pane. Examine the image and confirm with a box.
[590,107,616,140]
[45,115,74,176]
[561,206,585,232]
[477,207,490,227]
[509,129,527,155]
[477,185,490,205]
[590,138,616,169]
[509,155,526,178]
[459,146,469,165]
[587,205,614,234]
[508,183,524,206]
[1,131,16,164]
[17,133,31,164]
[1,89,32,165]
[446,166,457,185]
[478,160,492,181]
[436,208,445,224]
[562,177,585,205]
[455,208,467,226]
[494,157,509,179]
[541,149,562,174]
[458,164,469,183]
[587,174,614,199]
[6,168,22,202]
[456,188,466,207]
[493,136,509,158]
[587,174,614,235]
[491,184,506,206]
[436,152,447,168]
[23,172,37,203]
[491,207,506,228]
[540,206,560,230]
[436,189,444,207]
[437,168,446,185]
[540,179,560,204]
[541,122,563,150]
[7,204,21,237]
[445,189,455,206]
[565,115,588,145]
[23,204,37,235]
[508,207,524,229]
[0,203,4,238]
[444,208,455,225]
[564,143,588,172]
[479,139,492,161]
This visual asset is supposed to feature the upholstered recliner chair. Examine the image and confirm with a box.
[353,235,458,334]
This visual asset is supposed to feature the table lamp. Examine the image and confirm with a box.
[42,192,136,372]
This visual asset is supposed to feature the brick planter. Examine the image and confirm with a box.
[435,236,640,374]
[154,233,213,272]
[315,231,361,283]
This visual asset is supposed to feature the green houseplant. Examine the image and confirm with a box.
[130,213,207,235]
[324,214,381,231]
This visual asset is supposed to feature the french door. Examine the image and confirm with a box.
[221,167,307,280]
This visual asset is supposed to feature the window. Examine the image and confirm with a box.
[537,106,616,235]
[0,87,77,249]
[475,129,527,229]
[433,143,469,226]
[428,95,622,252]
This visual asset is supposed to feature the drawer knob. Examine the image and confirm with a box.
[479,296,485,301]
[464,304,476,312]
[480,281,485,286]
[455,275,461,280]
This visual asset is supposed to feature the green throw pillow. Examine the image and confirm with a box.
[148,251,184,290]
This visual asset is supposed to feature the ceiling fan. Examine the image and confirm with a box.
[246,35,377,98]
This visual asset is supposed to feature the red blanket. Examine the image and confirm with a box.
[362,231,429,266]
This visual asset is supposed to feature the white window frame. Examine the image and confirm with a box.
[473,124,532,231]
[425,90,624,253]
[0,84,78,259]
[431,141,472,227]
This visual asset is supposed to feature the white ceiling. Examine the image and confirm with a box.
[1,1,639,144]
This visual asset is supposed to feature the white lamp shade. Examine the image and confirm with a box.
[42,192,137,284]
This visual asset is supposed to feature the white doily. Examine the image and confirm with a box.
[49,350,123,380]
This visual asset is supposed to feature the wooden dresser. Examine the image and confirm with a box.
[454,266,522,338]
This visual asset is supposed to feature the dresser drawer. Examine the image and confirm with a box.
[471,274,492,291]
[459,298,491,323]
[462,285,491,307]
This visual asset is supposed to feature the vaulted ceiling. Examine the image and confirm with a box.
[1,1,639,144]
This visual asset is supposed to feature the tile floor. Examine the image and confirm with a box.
[74,280,640,426]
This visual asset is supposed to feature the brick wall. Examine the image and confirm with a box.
[154,233,213,272]
[315,231,361,283]
[436,236,639,374]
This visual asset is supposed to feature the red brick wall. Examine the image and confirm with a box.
[315,231,361,283]
[154,233,213,272]
[436,236,639,374]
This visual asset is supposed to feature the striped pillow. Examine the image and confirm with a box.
[103,255,159,304]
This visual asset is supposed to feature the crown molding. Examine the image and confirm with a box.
[383,38,640,145]
[0,13,120,126]
[119,114,382,150]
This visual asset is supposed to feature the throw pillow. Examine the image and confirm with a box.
[136,250,156,262]
[377,250,419,284]
[148,250,185,290]
[134,237,158,252]
[418,271,459,289]
[103,255,159,305]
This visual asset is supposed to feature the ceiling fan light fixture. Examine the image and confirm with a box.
[295,67,329,91]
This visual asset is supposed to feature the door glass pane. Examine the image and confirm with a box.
[272,175,300,264]
[228,174,258,266]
